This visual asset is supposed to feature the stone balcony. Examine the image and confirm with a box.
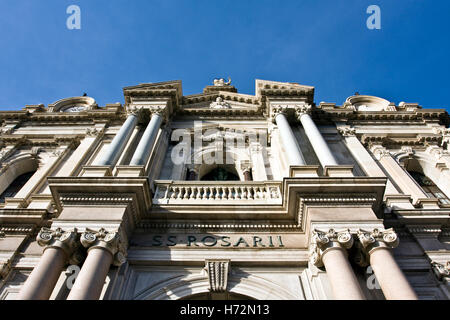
[152,180,283,205]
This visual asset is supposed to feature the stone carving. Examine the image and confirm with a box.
[370,145,391,160]
[294,104,312,118]
[213,77,231,86]
[431,261,449,282]
[205,259,230,292]
[126,106,143,116]
[80,228,126,266]
[210,97,231,109]
[37,227,82,264]
[271,105,288,121]
[337,127,356,137]
[309,228,354,267]
[357,228,399,253]
[85,127,104,137]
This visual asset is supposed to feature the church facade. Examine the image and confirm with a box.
[0,79,449,300]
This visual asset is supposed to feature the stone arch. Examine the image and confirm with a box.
[189,144,250,181]
[395,149,450,199]
[0,152,39,197]
[133,273,299,300]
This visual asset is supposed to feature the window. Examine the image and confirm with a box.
[201,167,240,181]
[0,171,35,203]
[408,171,450,205]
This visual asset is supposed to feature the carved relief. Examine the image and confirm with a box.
[210,97,231,109]
[205,259,230,292]
[431,261,450,282]
[337,127,356,137]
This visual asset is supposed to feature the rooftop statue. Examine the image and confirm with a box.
[213,77,232,86]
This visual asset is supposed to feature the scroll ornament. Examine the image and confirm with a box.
[37,227,82,264]
[80,228,126,266]
[309,228,354,267]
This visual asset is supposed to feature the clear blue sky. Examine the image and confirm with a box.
[0,0,449,111]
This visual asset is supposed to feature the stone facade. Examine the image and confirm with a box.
[0,79,449,300]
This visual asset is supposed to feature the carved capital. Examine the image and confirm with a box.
[80,228,126,266]
[205,259,230,293]
[309,228,354,267]
[370,145,391,160]
[271,105,288,122]
[85,127,105,137]
[37,227,82,264]
[337,127,356,137]
[431,261,450,282]
[294,104,312,118]
[126,106,143,117]
[357,228,399,255]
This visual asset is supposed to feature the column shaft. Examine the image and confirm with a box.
[299,113,338,166]
[17,248,66,300]
[130,113,163,166]
[67,248,113,300]
[275,113,305,166]
[95,114,138,166]
[370,248,418,300]
[322,248,366,300]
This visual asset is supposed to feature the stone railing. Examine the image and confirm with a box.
[152,180,283,205]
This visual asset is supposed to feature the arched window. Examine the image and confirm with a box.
[0,171,35,203]
[408,171,450,205]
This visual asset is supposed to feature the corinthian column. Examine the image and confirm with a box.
[310,229,365,300]
[94,108,140,166]
[67,228,126,300]
[273,107,306,166]
[17,228,79,300]
[296,106,338,167]
[357,228,418,300]
[129,109,164,166]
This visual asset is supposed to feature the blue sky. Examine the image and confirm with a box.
[0,0,449,111]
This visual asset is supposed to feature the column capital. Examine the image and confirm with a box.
[357,228,399,255]
[370,145,391,160]
[80,228,126,266]
[36,227,81,264]
[294,104,312,118]
[431,261,450,282]
[126,105,144,117]
[270,105,288,122]
[337,126,356,137]
[309,228,354,267]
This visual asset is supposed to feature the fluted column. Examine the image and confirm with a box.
[94,109,139,166]
[357,228,418,300]
[129,110,163,166]
[273,107,306,166]
[17,228,79,300]
[67,228,126,300]
[310,229,365,300]
[296,106,338,167]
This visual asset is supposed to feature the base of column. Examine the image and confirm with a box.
[324,165,354,177]
[289,165,320,177]
[80,166,113,177]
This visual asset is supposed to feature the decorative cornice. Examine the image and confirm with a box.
[80,228,126,266]
[205,259,230,293]
[36,227,82,264]
[309,228,353,267]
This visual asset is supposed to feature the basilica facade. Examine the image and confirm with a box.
[0,79,449,300]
